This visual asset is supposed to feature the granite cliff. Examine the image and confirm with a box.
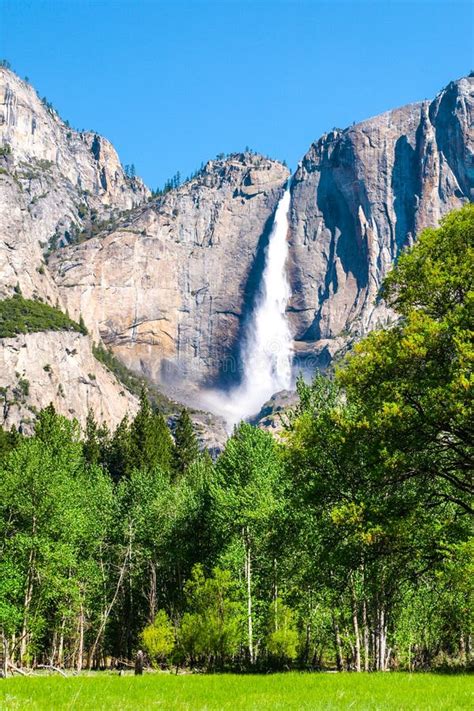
[0,66,149,429]
[50,154,290,402]
[0,67,149,303]
[288,75,473,366]
[0,66,472,433]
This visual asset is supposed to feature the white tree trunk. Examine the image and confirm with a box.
[362,599,369,671]
[77,603,84,673]
[244,528,254,664]
[351,587,361,672]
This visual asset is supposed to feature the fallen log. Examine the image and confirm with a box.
[7,663,30,677]
[36,664,67,678]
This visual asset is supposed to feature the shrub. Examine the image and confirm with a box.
[140,610,175,667]
[265,599,299,665]
[177,565,243,668]
[18,379,30,397]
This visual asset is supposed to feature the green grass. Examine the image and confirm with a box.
[0,295,87,339]
[0,672,472,710]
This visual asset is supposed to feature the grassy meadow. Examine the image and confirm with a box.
[0,672,472,710]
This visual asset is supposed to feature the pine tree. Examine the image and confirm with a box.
[83,409,109,467]
[0,425,19,461]
[107,415,132,480]
[129,386,173,474]
[172,409,199,477]
[83,408,100,465]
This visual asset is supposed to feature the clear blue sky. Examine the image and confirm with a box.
[1,0,472,189]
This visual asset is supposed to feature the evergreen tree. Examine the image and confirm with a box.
[107,415,132,481]
[172,409,199,477]
[83,409,101,465]
[130,386,173,475]
[83,409,109,467]
[0,425,21,462]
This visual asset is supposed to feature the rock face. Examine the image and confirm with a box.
[1,66,472,431]
[50,76,473,402]
[0,331,137,431]
[50,154,290,399]
[288,76,473,366]
[0,67,148,429]
[0,66,149,302]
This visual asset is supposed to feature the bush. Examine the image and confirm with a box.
[265,599,299,665]
[177,565,243,668]
[140,610,175,667]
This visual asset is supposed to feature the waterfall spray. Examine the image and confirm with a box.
[205,187,293,429]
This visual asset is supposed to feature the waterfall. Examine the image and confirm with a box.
[205,187,293,429]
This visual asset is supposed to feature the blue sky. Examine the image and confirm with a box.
[1,0,472,189]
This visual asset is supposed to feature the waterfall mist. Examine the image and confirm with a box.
[204,188,293,429]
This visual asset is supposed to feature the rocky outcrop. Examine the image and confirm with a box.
[50,154,289,399]
[0,67,147,430]
[0,66,149,302]
[0,331,138,431]
[288,75,473,366]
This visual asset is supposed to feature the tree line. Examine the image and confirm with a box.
[0,205,472,675]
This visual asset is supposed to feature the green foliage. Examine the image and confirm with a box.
[0,425,21,462]
[178,565,243,667]
[212,422,283,535]
[0,406,114,666]
[129,388,174,476]
[82,409,109,467]
[123,164,136,179]
[172,409,199,477]
[140,610,175,666]
[102,386,174,481]
[0,142,12,157]
[282,205,473,672]
[0,295,87,338]
[17,378,29,396]
[265,599,299,664]
[152,171,182,197]
[107,414,132,480]
[381,204,473,320]
[338,204,473,514]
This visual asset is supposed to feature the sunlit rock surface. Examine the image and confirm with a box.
[50,154,290,400]
[288,75,473,367]
[1,66,472,431]
[0,331,138,431]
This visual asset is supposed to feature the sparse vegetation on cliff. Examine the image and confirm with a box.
[92,342,175,413]
[0,295,87,338]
